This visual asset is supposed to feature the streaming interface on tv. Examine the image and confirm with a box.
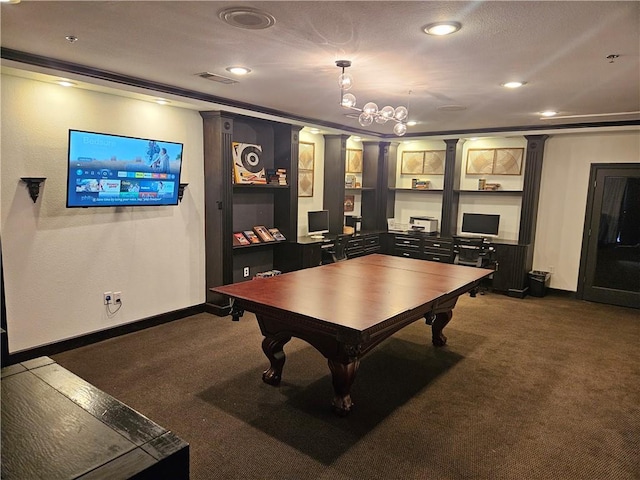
[67,130,183,207]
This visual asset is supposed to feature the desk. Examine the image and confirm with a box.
[212,254,491,415]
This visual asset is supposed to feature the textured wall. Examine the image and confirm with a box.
[1,74,206,352]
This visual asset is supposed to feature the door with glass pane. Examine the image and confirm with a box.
[578,164,640,308]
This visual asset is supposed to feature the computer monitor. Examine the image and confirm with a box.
[308,210,329,239]
[461,213,500,237]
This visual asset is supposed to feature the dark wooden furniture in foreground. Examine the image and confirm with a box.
[212,254,492,416]
[1,357,189,479]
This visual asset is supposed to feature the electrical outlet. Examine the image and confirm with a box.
[243,266,250,278]
[113,291,122,304]
[103,291,112,305]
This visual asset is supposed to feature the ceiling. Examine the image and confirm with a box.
[1,1,639,138]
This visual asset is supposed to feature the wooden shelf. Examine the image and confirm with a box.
[345,187,375,192]
[455,189,523,195]
[390,188,444,193]
[233,184,289,190]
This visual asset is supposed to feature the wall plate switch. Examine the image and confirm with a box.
[243,267,250,277]
[103,292,112,305]
[113,292,122,304]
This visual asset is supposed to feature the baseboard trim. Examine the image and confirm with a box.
[4,304,207,367]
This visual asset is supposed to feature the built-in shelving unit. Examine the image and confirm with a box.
[201,111,301,308]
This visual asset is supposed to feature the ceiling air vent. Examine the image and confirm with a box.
[196,72,238,85]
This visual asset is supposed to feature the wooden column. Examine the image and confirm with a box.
[519,135,549,244]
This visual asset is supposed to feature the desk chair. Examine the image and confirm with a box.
[322,234,351,264]
[452,236,496,295]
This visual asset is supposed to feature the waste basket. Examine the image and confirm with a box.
[529,270,551,297]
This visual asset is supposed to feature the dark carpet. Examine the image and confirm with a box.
[53,292,640,479]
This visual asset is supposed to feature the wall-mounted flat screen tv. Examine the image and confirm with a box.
[66,130,183,207]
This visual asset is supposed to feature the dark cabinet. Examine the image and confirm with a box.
[201,111,301,307]
[387,233,453,263]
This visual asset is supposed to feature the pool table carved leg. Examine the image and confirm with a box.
[430,310,453,347]
[328,359,360,416]
[261,334,291,386]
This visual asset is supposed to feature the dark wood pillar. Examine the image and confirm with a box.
[441,138,462,237]
[520,135,549,244]
[323,134,350,234]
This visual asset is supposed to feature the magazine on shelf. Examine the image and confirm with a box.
[268,228,286,241]
[233,232,251,246]
[243,230,261,244]
[253,225,276,242]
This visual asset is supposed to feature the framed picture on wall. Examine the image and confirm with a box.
[466,149,496,175]
[346,149,363,173]
[401,151,424,174]
[466,148,524,175]
[423,150,445,174]
[493,148,524,175]
[298,142,315,197]
[344,195,355,212]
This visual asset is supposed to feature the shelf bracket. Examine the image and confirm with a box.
[178,183,188,202]
[20,177,46,203]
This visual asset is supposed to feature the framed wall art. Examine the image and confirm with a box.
[346,149,363,173]
[466,148,524,175]
[401,150,445,175]
[298,142,315,197]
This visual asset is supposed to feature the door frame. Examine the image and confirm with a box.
[577,162,640,307]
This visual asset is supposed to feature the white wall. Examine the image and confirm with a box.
[1,74,206,353]
[533,130,640,291]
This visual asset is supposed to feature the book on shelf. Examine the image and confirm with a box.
[253,225,276,242]
[411,178,431,189]
[243,230,261,244]
[345,174,357,188]
[233,232,251,246]
[266,168,287,186]
[268,227,286,241]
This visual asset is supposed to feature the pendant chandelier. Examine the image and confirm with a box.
[336,60,409,136]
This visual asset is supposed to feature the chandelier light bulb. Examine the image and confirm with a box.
[358,112,374,126]
[380,106,395,119]
[338,73,353,91]
[375,115,388,124]
[394,106,408,121]
[393,122,408,136]
[341,93,356,108]
[363,102,378,115]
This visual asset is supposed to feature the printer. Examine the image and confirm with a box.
[409,216,438,234]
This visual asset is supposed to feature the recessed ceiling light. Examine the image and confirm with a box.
[351,136,362,141]
[308,128,321,134]
[540,110,558,117]
[155,98,170,105]
[406,120,418,127]
[226,66,251,76]
[502,81,526,89]
[423,21,461,36]
[65,35,78,43]
[0,0,22,4]
[468,137,479,141]
[56,80,76,87]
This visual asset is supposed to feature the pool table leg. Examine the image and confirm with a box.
[430,310,453,347]
[261,334,292,386]
[328,359,360,416]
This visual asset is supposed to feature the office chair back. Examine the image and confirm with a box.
[330,234,350,262]
[452,236,493,268]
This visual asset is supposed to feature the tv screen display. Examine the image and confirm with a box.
[461,213,500,236]
[66,130,183,207]
[308,210,329,238]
